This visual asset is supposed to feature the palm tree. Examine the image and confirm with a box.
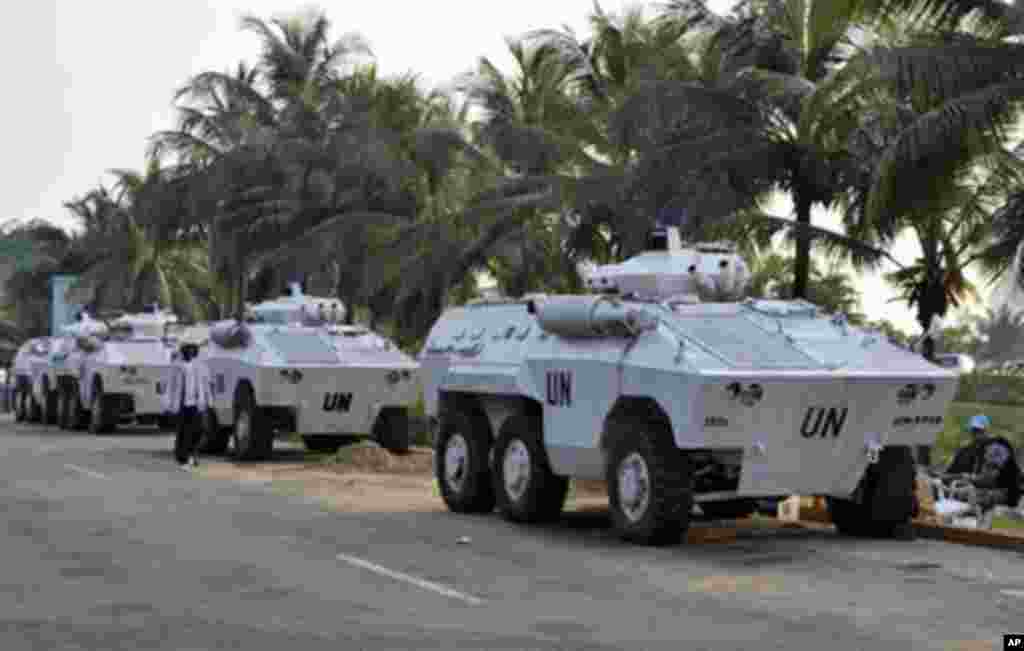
[587,0,893,297]
[840,0,1024,283]
[745,252,866,320]
[526,3,708,257]
[64,164,216,320]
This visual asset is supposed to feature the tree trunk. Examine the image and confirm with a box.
[792,194,813,300]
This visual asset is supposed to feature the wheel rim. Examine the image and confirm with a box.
[502,439,532,501]
[235,409,251,453]
[617,452,651,523]
[443,433,469,494]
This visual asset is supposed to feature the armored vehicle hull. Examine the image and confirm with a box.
[198,285,420,460]
[421,293,957,546]
[76,339,176,432]
[41,311,179,434]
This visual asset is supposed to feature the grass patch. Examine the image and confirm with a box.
[992,516,1024,531]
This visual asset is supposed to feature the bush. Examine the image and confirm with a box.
[954,371,1024,405]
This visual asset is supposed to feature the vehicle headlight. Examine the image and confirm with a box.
[897,384,918,404]
[279,369,303,384]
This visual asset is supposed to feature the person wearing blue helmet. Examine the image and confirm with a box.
[946,414,1020,511]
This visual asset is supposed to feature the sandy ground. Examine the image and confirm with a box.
[197,443,613,514]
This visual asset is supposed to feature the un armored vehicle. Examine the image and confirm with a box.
[420,226,958,546]
[12,337,52,423]
[200,283,419,460]
[51,308,178,434]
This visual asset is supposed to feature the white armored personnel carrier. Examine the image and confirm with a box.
[12,337,52,423]
[50,307,178,434]
[420,225,958,545]
[200,283,419,460]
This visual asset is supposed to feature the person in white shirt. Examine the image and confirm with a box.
[167,340,212,469]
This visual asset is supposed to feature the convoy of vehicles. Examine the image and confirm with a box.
[7,233,975,548]
[419,225,959,545]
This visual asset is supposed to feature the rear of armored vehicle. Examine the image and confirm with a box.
[82,339,175,429]
[13,340,48,422]
[203,324,417,460]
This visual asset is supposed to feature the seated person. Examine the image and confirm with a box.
[946,415,1021,511]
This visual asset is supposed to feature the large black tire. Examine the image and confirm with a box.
[29,391,43,423]
[57,385,71,430]
[491,416,569,523]
[434,406,495,514]
[302,435,345,454]
[699,498,758,521]
[198,409,231,456]
[232,384,272,461]
[606,422,693,546]
[42,378,59,426]
[828,446,917,539]
[66,381,89,431]
[88,382,116,435]
[373,408,410,453]
[14,386,27,422]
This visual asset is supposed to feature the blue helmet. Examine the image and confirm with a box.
[968,414,991,431]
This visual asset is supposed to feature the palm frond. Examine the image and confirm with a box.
[866,80,1024,224]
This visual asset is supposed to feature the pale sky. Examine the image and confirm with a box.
[4,0,1010,333]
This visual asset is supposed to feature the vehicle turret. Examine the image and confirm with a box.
[583,226,749,302]
[245,282,347,326]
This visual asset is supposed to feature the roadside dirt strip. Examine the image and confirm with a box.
[194,442,1024,549]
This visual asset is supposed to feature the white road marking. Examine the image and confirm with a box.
[64,464,111,481]
[335,553,484,606]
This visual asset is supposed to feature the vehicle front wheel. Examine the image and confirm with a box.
[88,384,115,435]
[42,379,59,425]
[29,392,43,423]
[828,446,917,539]
[14,387,27,422]
[199,409,231,456]
[67,382,88,431]
[373,408,410,453]
[491,417,568,523]
[56,386,71,430]
[232,385,272,461]
[606,422,693,546]
[434,407,495,514]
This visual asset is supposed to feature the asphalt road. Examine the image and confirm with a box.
[1,413,1021,651]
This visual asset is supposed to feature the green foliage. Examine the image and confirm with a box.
[13,0,1024,349]
[953,371,1024,405]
